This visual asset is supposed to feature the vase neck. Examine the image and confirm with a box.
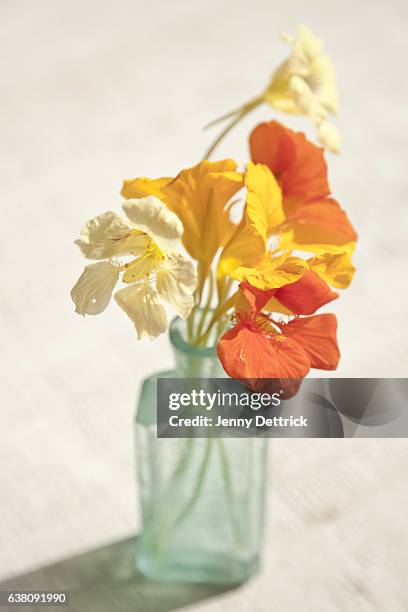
[169,316,224,378]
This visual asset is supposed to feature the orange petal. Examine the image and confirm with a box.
[282,314,340,370]
[250,121,330,209]
[238,281,270,312]
[217,322,311,381]
[273,270,338,315]
[283,198,358,249]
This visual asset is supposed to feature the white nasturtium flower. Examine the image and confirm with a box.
[71,196,197,340]
[265,25,341,152]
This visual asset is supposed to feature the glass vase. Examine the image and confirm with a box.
[134,316,268,585]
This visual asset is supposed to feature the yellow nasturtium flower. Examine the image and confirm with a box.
[205,25,340,157]
[71,197,197,339]
[122,160,243,266]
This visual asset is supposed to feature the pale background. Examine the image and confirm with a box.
[1,0,408,610]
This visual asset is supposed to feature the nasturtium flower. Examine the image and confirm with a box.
[250,121,357,270]
[205,25,340,158]
[71,196,197,339]
[217,273,340,386]
[265,25,340,151]
[122,160,243,270]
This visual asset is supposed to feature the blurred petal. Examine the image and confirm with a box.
[283,313,340,370]
[157,254,197,318]
[71,261,120,315]
[122,196,183,254]
[114,284,167,340]
[317,120,341,152]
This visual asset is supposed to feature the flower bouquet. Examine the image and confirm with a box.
[71,26,357,584]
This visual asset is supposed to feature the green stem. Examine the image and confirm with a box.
[193,270,215,342]
[203,96,264,160]
[217,439,243,544]
[173,439,213,529]
[194,292,237,346]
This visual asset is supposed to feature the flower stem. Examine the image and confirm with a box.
[173,438,213,529]
[203,96,264,160]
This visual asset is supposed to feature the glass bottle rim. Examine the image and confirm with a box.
[169,314,218,359]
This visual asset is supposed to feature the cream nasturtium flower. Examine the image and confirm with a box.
[205,25,340,157]
[265,25,340,151]
[71,197,197,340]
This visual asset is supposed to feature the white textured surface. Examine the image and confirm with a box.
[1,0,408,610]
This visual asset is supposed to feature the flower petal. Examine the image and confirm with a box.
[122,249,162,284]
[232,255,307,290]
[217,322,310,381]
[71,261,120,315]
[282,313,340,370]
[122,177,171,200]
[218,162,282,277]
[122,196,183,254]
[250,121,330,209]
[156,254,197,318]
[317,119,341,153]
[273,270,338,315]
[114,284,167,340]
[281,198,358,253]
[74,212,145,260]
[122,161,243,263]
[308,252,356,289]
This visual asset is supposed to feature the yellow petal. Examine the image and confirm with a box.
[122,160,243,263]
[71,261,120,315]
[218,162,283,277]
[114,284,167,340]
[308,252,356,289]
[122,247,162,283]
[232,255,308,290]
[156,254,197,318]
[122,176,171,200]
[122,196,183,254]
[280,228,356,256]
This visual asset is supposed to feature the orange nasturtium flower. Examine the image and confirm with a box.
[217,272,340,387]
[217,134,356,290]
[248,120,357,288]
[250,121,357,254]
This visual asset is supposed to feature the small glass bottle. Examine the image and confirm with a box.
[134,316,268,584]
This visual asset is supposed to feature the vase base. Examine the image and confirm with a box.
[135,548,259,585]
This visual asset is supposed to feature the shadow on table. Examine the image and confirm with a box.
[0,536,237,612]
